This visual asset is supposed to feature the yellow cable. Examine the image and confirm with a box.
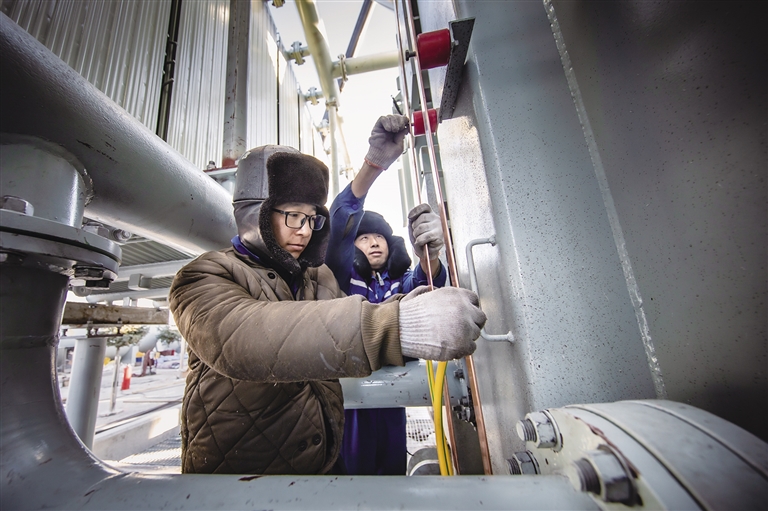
[426,360,454,476]
[433,361,449,475]
[434,362,453,476]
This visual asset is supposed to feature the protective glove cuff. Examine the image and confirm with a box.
[364,145,398,170]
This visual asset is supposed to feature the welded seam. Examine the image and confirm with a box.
[543,0,666,398]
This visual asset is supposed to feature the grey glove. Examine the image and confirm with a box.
[408,204,444,260]
[399,286,486,360]
[364,114,410,170]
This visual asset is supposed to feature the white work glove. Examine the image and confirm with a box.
[364,114,410,170]
[399,286,486,361]
[408,204,444,260]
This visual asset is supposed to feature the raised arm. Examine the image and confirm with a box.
[326,114,410,290]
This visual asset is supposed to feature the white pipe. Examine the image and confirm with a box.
[328,104,340,197]
[86,288,170,304]
[294,0,352,179]
[331,50,399,78]
[66,336,108,449]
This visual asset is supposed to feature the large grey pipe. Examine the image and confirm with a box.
[0,13,236,255]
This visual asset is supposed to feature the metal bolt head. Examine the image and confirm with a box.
[109,228,132,243]
[1,195,34,215]
[574,447,636,505]
[517,411,559,449]
[508,451,540,475]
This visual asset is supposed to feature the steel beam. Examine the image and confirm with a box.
[61,303,169,326]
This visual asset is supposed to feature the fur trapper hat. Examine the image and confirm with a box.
[353,211,411,280]
[234,148,330,275]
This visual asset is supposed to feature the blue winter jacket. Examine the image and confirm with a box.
[325,184,446,301]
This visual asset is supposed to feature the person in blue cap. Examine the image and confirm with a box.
[326,114,447,475]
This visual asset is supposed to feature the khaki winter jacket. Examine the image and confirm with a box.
[169,247,404,475]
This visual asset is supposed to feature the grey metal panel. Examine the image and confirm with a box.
[551,0,767,440]
[248,0,279,148]
[415,0,658,472]
[278,48,301,149]
[2,0,169,130]
[300,101,317,155]
[167,0,229,169]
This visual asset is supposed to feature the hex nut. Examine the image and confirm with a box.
[517,411,558,449]
[1,195,34,216]
[508,451,540,475]
[109,228,132,243]
[575,447,635,504]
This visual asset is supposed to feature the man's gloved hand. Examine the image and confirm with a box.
[399,286,487,360]
[364,114,410,170]
[408,204,444,260]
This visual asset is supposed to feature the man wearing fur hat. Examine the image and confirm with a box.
[169,143,486,476]
[325,114,448,475]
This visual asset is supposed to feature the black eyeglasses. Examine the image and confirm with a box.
[272,208,326,231]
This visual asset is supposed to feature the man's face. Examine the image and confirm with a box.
[354,233,389,270]
[271,202,317,259]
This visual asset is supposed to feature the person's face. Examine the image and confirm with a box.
[354,233,389,270]
[271,202,318,259]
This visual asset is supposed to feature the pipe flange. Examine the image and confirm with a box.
[0,210,120,284]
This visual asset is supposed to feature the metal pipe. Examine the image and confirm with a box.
[295,0,342,110]
[399,0,493,475]
[86,288,170,304]
[340,360,462,409]
[66,336,108,449]
[331,51,400,79]
[294,0,352,180]
[0,265,118,510]
[0,13,236,255]
[328,104,340,196]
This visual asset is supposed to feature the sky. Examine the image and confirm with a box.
[268,0,409,238]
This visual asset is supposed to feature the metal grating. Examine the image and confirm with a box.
[405,407,436,458]
[119,240,194,267]
[117,434,181,473]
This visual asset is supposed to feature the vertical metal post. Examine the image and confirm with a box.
[109,346,121,414]
[397,0,493,475]
[222,0,251,167]
[66,336,108,449]
[328,103,340,197]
